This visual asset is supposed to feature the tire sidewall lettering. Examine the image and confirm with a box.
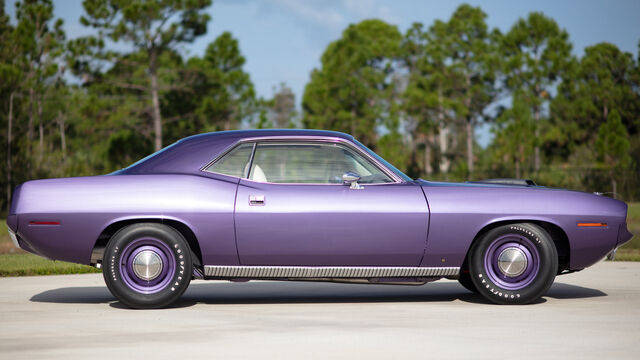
[469,223,558,305]
[102,224,193,309]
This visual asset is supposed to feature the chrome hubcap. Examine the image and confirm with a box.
[497,247,528,277]
[132,250,163,281]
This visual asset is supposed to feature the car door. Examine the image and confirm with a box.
[233,140,429,266]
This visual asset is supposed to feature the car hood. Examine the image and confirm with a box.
[415,179,543,189]
[416,178,628,220]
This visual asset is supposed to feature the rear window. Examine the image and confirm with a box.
[204,143,254,178]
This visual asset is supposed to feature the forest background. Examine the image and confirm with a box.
[1,0,639,219]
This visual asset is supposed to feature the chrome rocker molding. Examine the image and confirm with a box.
[204,265,460,279]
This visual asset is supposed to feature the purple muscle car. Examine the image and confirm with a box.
[6,130,633,308]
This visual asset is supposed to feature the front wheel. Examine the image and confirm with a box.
[468,223,557,305]
[458,270,478,293]
[103,223,192,309]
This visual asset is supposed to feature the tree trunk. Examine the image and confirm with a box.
[149,49,163,152]
[28,87,35,176]
[58,111,66,161]
[516,144,524,179]
[534,103,540,172]
[438,124,449,173]
[465,75,473,179]
[466,119,473,179]
[38,93,44,161]
[533,84,541,172]
[437,90,450,174]
[350,107,356,136]
[7,92,14,212]
[350,89,357,137]
[612,177,617,200]
[406,118,417,177]
[424,135,433,176]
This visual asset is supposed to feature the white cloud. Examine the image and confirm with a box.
[271,0,345,28]
[343,0,400,23]
[268,0,401,31]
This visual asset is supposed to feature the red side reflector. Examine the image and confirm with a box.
[577,222,607,227]
[29,221,60,225]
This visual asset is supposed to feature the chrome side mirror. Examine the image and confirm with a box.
[342,171,363,190]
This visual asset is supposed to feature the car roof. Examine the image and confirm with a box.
[117,129,354,175]
[181,129,354,144]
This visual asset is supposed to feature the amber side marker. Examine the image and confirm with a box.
[577,222,607,227]
[29,221,60,225]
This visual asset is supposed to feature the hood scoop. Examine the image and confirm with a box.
[468,178,537,186]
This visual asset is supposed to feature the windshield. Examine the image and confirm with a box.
[353,139,413,182]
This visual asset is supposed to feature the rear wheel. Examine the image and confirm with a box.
[103,223,192,309]
[468,223,557,305]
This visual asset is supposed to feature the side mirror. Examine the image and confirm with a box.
[342,171,363,190]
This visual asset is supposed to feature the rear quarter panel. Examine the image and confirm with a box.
[13,174,238,265]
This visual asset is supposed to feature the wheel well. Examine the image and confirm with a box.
[93,219,203,267]
[461,220,570,274]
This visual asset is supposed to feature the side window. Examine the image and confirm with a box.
[248,142,393,184]
[205,142,254,178]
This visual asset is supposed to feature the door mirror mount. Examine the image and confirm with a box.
[342,171,363,190]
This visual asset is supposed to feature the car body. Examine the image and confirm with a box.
[6,129,633,307]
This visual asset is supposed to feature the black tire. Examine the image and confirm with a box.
[103,223,192,309]
[468,223,557,305]
[458,270,478,293]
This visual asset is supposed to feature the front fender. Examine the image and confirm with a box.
[420,185,624,269]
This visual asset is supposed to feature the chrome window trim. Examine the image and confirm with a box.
[244,142,257,179]
[246,140,395,185]
[201,135,406,184]
[204,265,460,278]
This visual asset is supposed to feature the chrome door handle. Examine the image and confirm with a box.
[249,195,265,206]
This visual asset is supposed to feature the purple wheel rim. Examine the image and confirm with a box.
[119,238,176,294]
[484,234,540,290]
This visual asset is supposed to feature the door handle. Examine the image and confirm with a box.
[249,195,265,206]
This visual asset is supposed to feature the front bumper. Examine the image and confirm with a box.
[607,223,635,261]
[618,223,634,247]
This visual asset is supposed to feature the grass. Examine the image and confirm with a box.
[0,220,22,254]
[0,202,638,276]
[616,202,640,261]
[0,254,100,277]
[615,249,640,262]
[0,220,100,276]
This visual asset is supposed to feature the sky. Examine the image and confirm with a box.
[6,0,640,145]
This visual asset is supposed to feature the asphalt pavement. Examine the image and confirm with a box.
[0,261,639,359]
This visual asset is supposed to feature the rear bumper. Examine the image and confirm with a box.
[7,229,20,249]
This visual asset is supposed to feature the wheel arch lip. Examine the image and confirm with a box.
[91,215,203,267]
[467,217,569,263]
[476,216,566,234]
[469,211,621,271]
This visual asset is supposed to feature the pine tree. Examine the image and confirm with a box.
[302,19,402,149]
[596,110,631,199]
[79,0,211,151]
[503,12,572,171]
